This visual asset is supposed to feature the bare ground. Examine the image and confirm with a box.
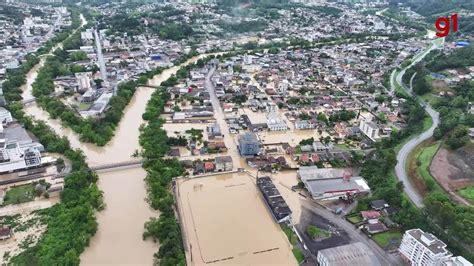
[430,144,474,205]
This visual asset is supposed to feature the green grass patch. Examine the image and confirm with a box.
[281,224,306,263]
[306,225,331,239]
[346,213,363,224]
[292,248,305,263]
[3,184,36,205]
[372,230,402,248]
[408,141,443,193]
[421,93,439,105]
[394,115,433,154]
[78,102,91,111]
[281,224,298,245]
[459,187,474,202]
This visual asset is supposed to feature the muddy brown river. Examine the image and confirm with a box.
[20,25,212,263]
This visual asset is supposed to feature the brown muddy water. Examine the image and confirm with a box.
[21,50,211,264]
[177,172,296,265]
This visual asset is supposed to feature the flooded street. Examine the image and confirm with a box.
[19,35,298,264]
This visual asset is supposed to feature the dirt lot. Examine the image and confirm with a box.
[430,144,474,203]
[176,172,296,265]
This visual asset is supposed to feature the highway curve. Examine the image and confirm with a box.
[392,37,443,207]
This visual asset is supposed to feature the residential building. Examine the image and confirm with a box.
[313,141,334,152]
[371,199,389,210]
[0,227,12,240]
[468,128,474,139]
[257,176,292,223]
[215,156,233,171]
[238,132,260,156]
[317,242,380,266]
[294,119,316,130]
[76,72,92,92]
[399,229,459,266]
[207,122,222,138]
[359,118,380,141]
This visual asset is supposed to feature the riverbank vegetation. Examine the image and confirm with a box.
[28,24,199,146]
[138,55,224,264]
[3,8,104,265]
[9,108,104,264]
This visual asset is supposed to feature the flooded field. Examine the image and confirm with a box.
[80,167,158,265]
[177,172,296,265]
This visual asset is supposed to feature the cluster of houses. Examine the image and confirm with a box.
[351,199,398,235]
[202,37,424,152]
[183,155,233,175]
[0,4,70,87]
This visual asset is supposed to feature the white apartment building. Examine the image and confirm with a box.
[359,118,379,141]
[76,72,92,92]
[399,229,470,266]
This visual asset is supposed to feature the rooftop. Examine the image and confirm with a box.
[407,229,451,255]
[303,175,370,198]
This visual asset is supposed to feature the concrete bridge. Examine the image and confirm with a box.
[90,159,144,172]
[53,159,144,178]
[21,97,37,105]
[138,84,161,89]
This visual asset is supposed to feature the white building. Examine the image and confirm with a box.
[359,118,379,141]
[295,120,316,130]
[399,229,471,266]
[76,72,92,92]
[81,29,94,42]
[0,107,13,124]
[0,123,43,173]
[266,105,288,131]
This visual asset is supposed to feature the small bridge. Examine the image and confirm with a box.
[21,97,37,105]
[138,84,161,89]
[90,159,144,172]
[54,159,144,178]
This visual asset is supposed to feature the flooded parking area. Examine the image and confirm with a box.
[177,172,296,265]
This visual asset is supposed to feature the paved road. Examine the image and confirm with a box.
[301,200,402,265]
[392,38,443,207]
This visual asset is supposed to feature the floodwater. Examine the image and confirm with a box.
[177,173,296,265]
[80,167,157,265]
[20,29,212,263]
